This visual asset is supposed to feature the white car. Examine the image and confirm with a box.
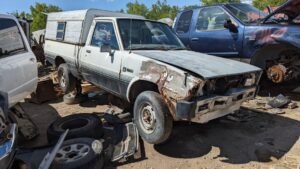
[0,14,38,108]
[44,9,262,144]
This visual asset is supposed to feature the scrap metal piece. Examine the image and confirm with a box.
[267,94,290,108]
[30,78,57,104]
[38,130,69,169]
[11,104,39,140]
[111,122,139,162]
[0,124,16,160]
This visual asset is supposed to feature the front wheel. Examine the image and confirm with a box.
[134,91,173,144]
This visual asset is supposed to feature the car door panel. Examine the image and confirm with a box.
[0,17,37,107]
[80,20,122,96]
[189,6,244,58]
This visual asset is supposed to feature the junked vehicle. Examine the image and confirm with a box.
[44,9,262,144]
[0,14,38,108]
[0,14,37,169]
[173,0,300,83]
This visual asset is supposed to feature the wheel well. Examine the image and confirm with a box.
[251,44,300,69]
[55,56,65,68]
[129,80,159,102]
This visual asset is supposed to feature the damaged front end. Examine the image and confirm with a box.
[139,60,262,123]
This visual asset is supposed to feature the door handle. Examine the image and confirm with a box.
[191,38,199,41]
[30,58,35,62]
[86,50,91,53]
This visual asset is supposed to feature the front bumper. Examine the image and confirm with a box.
[176,87,257,123]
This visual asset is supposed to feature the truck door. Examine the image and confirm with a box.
[0,17,38,107]
[80,20,122,96]
[189,6,243,58]
[174,10,194,46]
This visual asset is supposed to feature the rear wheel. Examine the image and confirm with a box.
[57,63,76,93]
[134,91,173,144]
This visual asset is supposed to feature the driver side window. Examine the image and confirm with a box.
[91,22,119,50]
[196,7,230,32]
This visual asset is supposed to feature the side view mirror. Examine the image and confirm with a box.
[100,44,113,56]
[224,19,238,33]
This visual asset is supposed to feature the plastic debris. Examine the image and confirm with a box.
[267,94,290,108]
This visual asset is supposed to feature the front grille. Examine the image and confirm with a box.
[203,75,245,95]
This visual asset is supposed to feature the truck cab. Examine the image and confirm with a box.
[173,0,300,83]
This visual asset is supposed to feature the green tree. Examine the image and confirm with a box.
[126,1,149,18]
[253,0,286,10]
[10,11,32,20]
[30,3,61,32]
[183,5,200,10]
[202,0,240,5]
[147,0,179,20]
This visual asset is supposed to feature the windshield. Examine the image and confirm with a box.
[225,3,267,23]
[118,19,185,50]
[0,18,26,58]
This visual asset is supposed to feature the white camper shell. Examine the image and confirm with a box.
[45,9,144,45]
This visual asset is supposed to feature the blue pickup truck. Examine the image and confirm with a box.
[173,0,300,83]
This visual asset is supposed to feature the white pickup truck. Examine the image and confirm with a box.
[44,9,262,144]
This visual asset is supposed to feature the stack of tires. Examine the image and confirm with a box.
[47,114,105,169]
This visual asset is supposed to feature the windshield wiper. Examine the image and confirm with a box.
[6,48,25,55]
[129,46,169,51]
[169,47,186,50]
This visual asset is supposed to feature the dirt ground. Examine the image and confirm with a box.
[19,80,300,169]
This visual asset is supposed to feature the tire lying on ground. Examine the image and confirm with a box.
[51,138,104,169]
[47,114,104,143]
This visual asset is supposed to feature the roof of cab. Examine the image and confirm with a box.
[0,14,18,20]
[178,2,242,13]
[47,9,145,21]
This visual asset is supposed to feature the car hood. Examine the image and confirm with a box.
[264,0,300,21]
[133,50,261,79]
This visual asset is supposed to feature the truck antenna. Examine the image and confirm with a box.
[129,19,132,53]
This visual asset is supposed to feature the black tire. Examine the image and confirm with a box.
[47,114,104,143]
[134,91,173,144]
[57,63,76,93]
[51,138,104,169]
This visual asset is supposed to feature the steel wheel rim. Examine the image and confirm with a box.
[55,143,90,163]
[58,70,66,88]
[139,103,156,134]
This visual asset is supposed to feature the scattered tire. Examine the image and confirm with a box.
[63,93,87,105]
[47,114,104,143]
[51,138,104,169]
[57,63,76,93]
[134,91,173,144]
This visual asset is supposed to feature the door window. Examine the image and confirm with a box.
[176,10,193,33]
[196,7,230,31]
[91,22,119,50]
[0,18,26,59]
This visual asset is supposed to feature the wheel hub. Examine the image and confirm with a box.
[140,104,156,133]
[56,143,90,163]
[267,64,287,83]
